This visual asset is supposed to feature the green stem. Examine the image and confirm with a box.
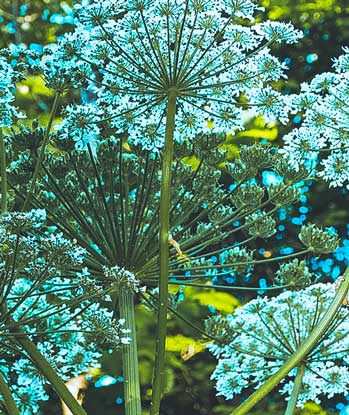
[0,130,7,214]
[150,91,177,415]
[22,93,60,211]
[284,364,305,415]
[6,315,87,415]
[231,266,349,415]
[169,281,290,291]
[119,289,142,415]
[0,371,20,415]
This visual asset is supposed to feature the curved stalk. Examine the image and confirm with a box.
[119,289,142,415]
[231,266,349,415]
[4,313,87,415]
[0,371,20,415]
[0,130,7,214]
[284,364,305,415]
[150,91,177,415]
[22,93,60,211]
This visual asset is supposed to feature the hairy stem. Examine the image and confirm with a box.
[0,371,20,415]
[22,93,60,211]
[231,266,349,415]
[150,91,177,415]
[284,364,305,415]
[5,314,87,415]
[0,130,7,214]
[119,289,142,415]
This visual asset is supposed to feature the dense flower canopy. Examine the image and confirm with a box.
[51,0,303,151]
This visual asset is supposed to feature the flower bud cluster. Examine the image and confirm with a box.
[299,224,339,254]
[85,311,131,350]
[274,259,314,289]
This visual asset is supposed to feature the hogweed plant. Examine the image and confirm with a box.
[49,1,303,413]
[2,0,349,414]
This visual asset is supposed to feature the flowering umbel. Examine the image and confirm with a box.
[208,283,349,406]
[52,0,302,151]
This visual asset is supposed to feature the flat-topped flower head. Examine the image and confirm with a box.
[209,283,349,406]
[55,0,302,151]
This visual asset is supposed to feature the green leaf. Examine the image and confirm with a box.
[185,287,240,314]
[166,334,206,356]
[20,76,55,97]
[296,401,327,415]
[238,127,278,141]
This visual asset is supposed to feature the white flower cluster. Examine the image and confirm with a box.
[0,54,25,127]
[43,44,94,93]
[0,208,46,231]
[3,314,104,415]
[103,265,145,293]
[209,283,349,406]
[53,0,302,151]
[281,47,349,188]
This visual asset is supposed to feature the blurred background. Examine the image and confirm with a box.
[2,1,349,414]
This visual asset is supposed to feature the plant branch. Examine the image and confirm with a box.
[150,91,177,415]
[119,289,142,415]
[0,130,7,214]
[284,364,305,415]
[0,371,20,415]
[4,312,87,415]
[22,93,60,211]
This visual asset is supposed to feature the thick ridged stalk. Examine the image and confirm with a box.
[0,371,20,415]
[22,93,60,211]
[284,364,305,415]
[5,314,87,415]
[119,289,142,415]
[231,266,349,415]
[150,91,177,415]
[0,130,7,214]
